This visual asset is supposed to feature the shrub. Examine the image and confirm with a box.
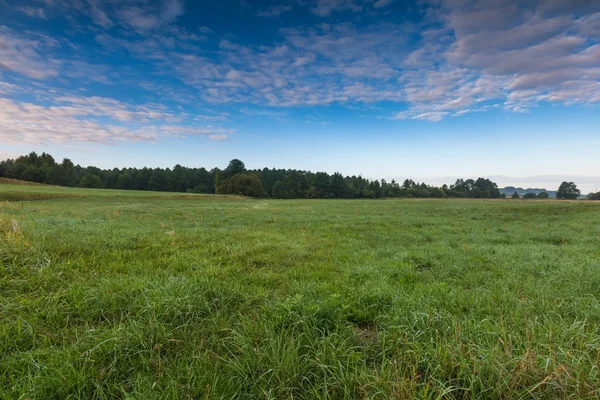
[216,173,266,197]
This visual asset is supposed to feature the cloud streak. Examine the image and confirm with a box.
[258,5,293,17]
[0,96,233,145]
[0,26,60,79]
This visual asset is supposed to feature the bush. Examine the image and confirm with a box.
[79,174,103,188]
[216,173,266,197]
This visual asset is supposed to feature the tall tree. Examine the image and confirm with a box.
[280,171,309,198]
[272,180,287,199]
[117,173,133,190]
[330,173,347,198]
[311,172,332,198]
[222,159,246,180]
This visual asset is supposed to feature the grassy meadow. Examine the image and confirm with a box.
[1,183,599,399]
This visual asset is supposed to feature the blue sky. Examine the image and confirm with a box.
[1,0,599,191]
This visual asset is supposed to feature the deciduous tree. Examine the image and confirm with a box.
[556,182,580,200]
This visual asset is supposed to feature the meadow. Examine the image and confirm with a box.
[1,183,599,399]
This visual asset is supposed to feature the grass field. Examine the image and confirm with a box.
[1,184,599,399]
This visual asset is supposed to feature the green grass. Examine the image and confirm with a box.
[1,184,599,399]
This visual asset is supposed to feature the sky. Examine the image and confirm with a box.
[1,0,599,192]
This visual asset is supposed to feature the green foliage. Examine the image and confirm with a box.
[222,159,246,180]
[116,172,132,189]
[0,152,218,194]
[272,180,287,199]
[557,181,581,200]
[1,187,600,398]
[587,192,600,200]
[78,174,103,188]
[311,172,332,198]
[512,192,520,199]
[449,178,502,198]
[216,173,266,197]
[330,172,347,198]
[538,191,550,199]
[271,171,310,199]
[523,192,538,199]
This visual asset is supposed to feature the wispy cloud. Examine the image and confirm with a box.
[0,94,232,145]
[117,0,184,31]
[311,0,363,17]
[132,23,409,106]
[90,7,113,28]
[0,26,60,79]
[373,0,392,9]
[208,134,228,141]
[258,5,293,17]
[16,6,47,19]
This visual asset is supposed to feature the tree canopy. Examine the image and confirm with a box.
[222,159,246,180]
[556,182,580,200]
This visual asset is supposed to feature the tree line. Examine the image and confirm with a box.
[0,152,592,200]
[587,192,600,200]
[510,182,590,200]
[511,191,550,199]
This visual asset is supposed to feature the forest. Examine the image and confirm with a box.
[0,152,507,199]
[1,151,594,199]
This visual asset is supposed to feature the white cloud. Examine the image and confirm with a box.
[373,0,392,9]
[83,0,185,31]
[163,0,184,21]
[198,26,214,34]
[16,6,47,19]
[118,7,161,30]
[0,95,232,145]
[90,7,113,28]
[393,110,449,122]
[0,82,21,95]
[311,0,363,17]
[195,113,229,121]
[258,5,293,17]
[451,109,472,116]
[208,134,228,141]
[293,54,316,66]
[0,26,60,79]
